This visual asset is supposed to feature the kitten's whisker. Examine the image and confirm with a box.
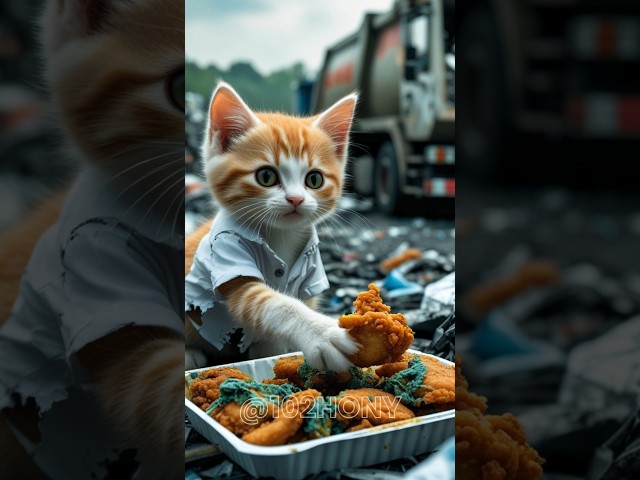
[316,218,342,251]
[145,173,185,237]
[235,206,265,234]
[124,168,184,230]
[312,210,345,250]
[335,207,378,230]
[315,208,363,244]
[105,158,181,210]
[322,214,353,239]
[158,174,187,236]
[265,211,278,238]
[232,203,261,216]
[105,150,181,185]
[251,208,270,237]
[118,164,182,216]
[331,208,378,231]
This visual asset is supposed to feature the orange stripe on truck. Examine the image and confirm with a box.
[324,62,354,90]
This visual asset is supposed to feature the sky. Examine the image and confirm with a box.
[186,0,395,76]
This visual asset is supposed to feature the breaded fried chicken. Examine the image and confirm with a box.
[339,283,414,367]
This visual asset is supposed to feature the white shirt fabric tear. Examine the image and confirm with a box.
[185,209,330,352]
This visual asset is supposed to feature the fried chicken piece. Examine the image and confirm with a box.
[456,355,544,480]
[417,355,456,405]
[339,283,414,367]
[189,367,251,411]
[211,400,277,436]
[262,378,290,386]
[346,419,373,432]
[374,353,415,378]
[378,354,455,407]
[241,389,321,446]
[455,356,488,413]
[380,248,422,272]
[336,388,415,426]
[273,355,376,394]
[273,355,305,387]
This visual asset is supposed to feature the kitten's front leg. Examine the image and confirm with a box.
[76,327,184,480]
[219,278,359,371]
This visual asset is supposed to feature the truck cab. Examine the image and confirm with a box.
[310,0,455,215]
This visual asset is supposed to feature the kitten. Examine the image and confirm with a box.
[185,83,360,372]
[0,1,184,479]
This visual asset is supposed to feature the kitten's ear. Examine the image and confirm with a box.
[312,94,358,159]
[207,83,260,155]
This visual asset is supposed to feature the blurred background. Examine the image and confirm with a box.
[456,1,640,479]
[0,0,74,233]
[13,0,640,477]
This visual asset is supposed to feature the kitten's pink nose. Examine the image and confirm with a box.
[286,196,304,207]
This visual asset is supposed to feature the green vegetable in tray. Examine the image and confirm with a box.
[378,356,427,406]
[206,378,300,415]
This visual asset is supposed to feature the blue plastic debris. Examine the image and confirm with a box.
[383,270,424,298]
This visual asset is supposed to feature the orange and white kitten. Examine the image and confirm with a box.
[185,83,359,372]
[0,1,184,479]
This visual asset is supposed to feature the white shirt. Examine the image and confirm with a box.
[0,165,183,479]
[185,210,330,352]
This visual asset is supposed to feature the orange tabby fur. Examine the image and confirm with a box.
[0,1,184,478]
[0,190,68,325]
[185,83,359,371]
[185,219,212,275]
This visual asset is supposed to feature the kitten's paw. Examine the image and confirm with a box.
[326,325,360,356]
[185,348,207,370]
[304,324,360,372]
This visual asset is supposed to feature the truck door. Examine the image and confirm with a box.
[401,2,437,141]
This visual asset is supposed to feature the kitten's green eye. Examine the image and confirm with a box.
[166,68,185,111]
[256,168,278,187]
[305,171,324,189]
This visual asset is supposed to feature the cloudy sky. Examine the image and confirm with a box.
[186,0,395,75]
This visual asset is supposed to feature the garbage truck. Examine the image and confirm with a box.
[308,0,455,215]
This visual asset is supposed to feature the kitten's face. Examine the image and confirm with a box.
[42,0,184,206]
[204,84,356,231]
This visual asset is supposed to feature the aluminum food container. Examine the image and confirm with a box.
[185,350,454,480]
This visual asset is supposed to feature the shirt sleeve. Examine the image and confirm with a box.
[297,251,330,300]
[208,232,265,295]
[60,221,182,355]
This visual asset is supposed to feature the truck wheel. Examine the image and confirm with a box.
[374,142,402,215]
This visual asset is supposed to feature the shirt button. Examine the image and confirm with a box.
[275,269,284,277]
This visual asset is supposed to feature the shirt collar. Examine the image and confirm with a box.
[212,209,320,254]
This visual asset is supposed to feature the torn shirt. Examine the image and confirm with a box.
[184,209,330,352]
[0,165,183,479]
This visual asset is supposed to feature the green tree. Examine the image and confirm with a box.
[186,59,308,114]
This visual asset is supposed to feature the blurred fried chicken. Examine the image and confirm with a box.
[455,355,544,480]
[380,247,422,272]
